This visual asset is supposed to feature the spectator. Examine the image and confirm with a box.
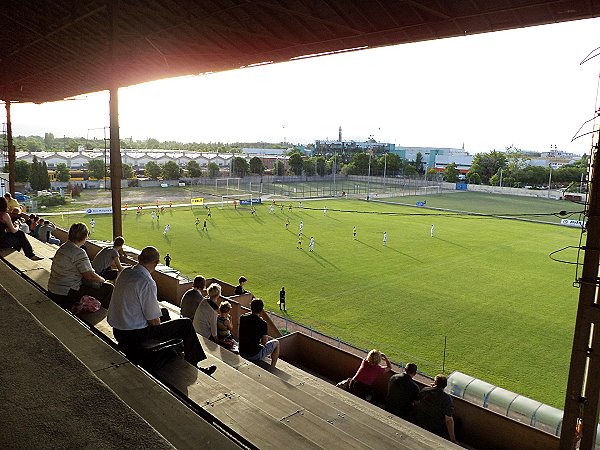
[18,218,30,234]
[0,197,42,260]
[348,349,391,402]
[192,282,220,341]
[386,363,420,421]
[234,276,250,295]
[217,301,238,351]
[32,218,44,239]
[48,223,113,309]
[39,220,61,245]
[180,275,206,320]
[4,193,20,212]
[107,246,216,376]
[239,298,279,367]
[25,214,36,232]
[92,237,125,280]
[415,374,457,444]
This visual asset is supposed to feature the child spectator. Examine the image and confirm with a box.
[217,301,238,351]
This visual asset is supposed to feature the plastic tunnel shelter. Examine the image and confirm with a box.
[447,371,566,438]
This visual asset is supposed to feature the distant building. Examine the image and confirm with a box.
[314,139,395,159]
[394,146,470,172]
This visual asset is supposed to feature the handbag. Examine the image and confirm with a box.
[71,295,101,315]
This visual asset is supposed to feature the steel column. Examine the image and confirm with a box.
[5,101,15,195]
[109,0,122,238]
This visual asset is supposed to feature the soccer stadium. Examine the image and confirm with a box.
[2,2,600,450]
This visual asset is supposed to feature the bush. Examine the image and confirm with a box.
[36,195,66,207]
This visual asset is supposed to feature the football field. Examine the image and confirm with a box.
[52,192,583,408]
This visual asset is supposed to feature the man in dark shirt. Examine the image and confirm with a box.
[238,298,279,367]
[234,276,250,295]
[386,363,419,421]
[415,374,457,444]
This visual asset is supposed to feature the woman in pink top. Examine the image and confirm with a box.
[350,349,392,402]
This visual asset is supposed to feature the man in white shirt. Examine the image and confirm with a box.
[108,246,216,375]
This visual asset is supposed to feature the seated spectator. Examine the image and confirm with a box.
[180,275,206,320]
[92,236,125,280]
[192,283,220,341]
[107,246,216,376]
[4,193,20,213]
[217,301,238,351]
[48,223,113,309]
[386,362,420,421]
[39,220,61,245]
[415,374,457,444]
[234,276,251,295]
[0,197,42,260]
[239,298,279,367]
[32,218,44,239]
[25,214,36,232]
[348,349,391,402]
[18,218,30,234]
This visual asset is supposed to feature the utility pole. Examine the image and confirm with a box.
[548,164,553,199]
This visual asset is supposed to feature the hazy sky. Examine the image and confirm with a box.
[10,17,600,155]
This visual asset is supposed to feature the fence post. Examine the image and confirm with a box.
[337,337,341,348]
[285,316,288,335]
[309,326,313,336]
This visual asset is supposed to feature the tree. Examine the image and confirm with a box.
[466,172,481,185]
[207,162,220,178]
[249,156,265,175]
[145,161,162,179]
[381,153,401,175]
[161,161,180,179]
[55,163,71,182]
[414,152,425,175]
[315,156,327,176]
[30,156,50,191]
[13,160,31,182]
[302,159,316,177]
[44,132,55,149]
[87,159,106,180]
[288,152,303,176]
[232,157,249,177]
[122,163,134,179]
[352,153,370,175]
[443,163,460,182]
[186,160,203,178]
[468,151,507,184]
[273,159,285,176]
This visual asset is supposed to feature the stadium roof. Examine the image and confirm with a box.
[1,0,599,104]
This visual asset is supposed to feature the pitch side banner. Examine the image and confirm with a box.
[560,219,585,228]
[86,207,112,215]
[191,197,204,205]
[240,198,262,205]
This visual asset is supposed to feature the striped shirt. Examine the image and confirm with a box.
[48,241,93,295]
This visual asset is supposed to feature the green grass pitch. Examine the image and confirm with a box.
[52,192,583,408]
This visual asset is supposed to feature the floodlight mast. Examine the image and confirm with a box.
[560,139,600,450]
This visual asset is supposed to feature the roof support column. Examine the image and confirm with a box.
[109,0,122,238]
[560,140,600,450]
[5,101,15,195]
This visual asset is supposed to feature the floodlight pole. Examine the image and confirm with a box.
[548,164,553,199]
[560,140,600,450]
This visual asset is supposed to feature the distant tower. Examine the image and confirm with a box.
[339,126,342,142]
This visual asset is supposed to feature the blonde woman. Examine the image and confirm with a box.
[192,282,220,340]
[349,349,392,401]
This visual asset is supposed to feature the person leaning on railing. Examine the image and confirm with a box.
[348,349,391,402]
[0,197,42,261]
[48,222,113,309]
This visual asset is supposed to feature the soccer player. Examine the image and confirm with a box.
[431,224,435,237]
[90,218,95,233]
[299,221,303,235]
[207,207,212,218]
[309,236,315,252]
[151,211,156,221]
[203,219,208,231]
[195,217,200,228]
[124,203,128,212]
[279,287,286,312]
[164,253,171,267]
[270,204,275,214]
[285,218,289,230]
[288,204,292,212]
[299,201,303,209]
[323,206,327,216]
[297,233,302,249]
[383,231,387,246]
[169,200,172,208]
[280,204,284,212]
[164,224,170,235]
[353,225,357,240]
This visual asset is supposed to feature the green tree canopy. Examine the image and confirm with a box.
[352,153,370,175]
[55,163,71,182]
[207,162,220,178]
[232,157,249,177]
[315,156,327,176]
[144,161,162,179]
[249,156,265,175]
[186,160,203,178]
[273,159,285,176]
[468,151,507,184]
[414,152,425,175]
[87,159,106,180]
[161,161,180,179]
[30,156,51,191]
[302,159,316,177]
[466,171,481,185]
[14,160,31,182]
[443,163,460,182]
[288,152,303,176]
[122,163,134,179]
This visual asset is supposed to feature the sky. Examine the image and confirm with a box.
[10,17,600,156]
